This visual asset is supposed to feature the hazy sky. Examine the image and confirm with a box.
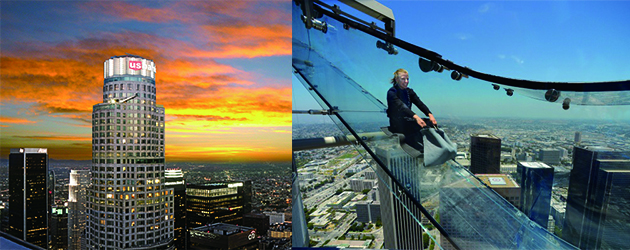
[293,1,630,124]
[1,1,291,162]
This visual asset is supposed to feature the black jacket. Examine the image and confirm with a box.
[386,84,432,133]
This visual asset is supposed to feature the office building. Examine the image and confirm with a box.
[470,134,501,174]
[164,169,186,249]
[8,148,50,249]
[263,212,285,225]
[242,213,270,236]
[563,146,630,249]
[364,170,377,180]
[186,181,252,229]
[51,205,69,250]
[538,149,562,166]
[189,223,257,250]
[574,132,581,145]
[375,146,424,249]
[68,170,90,250]
[86,55,174,249]
[355,200,381,223]
[350,178,376,192]
[516,162,554,228]
[476,174,521,208]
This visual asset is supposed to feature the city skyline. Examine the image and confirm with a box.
[1,1,291,162]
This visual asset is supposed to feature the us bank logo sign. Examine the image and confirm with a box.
[129,60,142,70]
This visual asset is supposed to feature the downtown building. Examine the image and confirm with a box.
[375,146,424,249]
[68,169,91,250]
[186,181,252,229]
[516,161,554,229]
[469,134,501,174]
[86,55,174,250]
[8,148,51,249]
[164,169,186,249]
[562,146,630,249]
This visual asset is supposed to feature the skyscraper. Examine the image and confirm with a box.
[562,146,630,249]
[538,148,562,166]
[8,148,50,249]
[185,181,252,230]
[574,132,581,145]
[68,170,90,250]
[164,169,185,249]
[375,146,424,249]
[51,205,69,250]
[470,134,501,174]
[86,55,174,249]
[516,162,554,229]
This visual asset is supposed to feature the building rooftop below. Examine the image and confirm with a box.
[519,162,553,169]
[191,223,254,236]
[476,174,519,188]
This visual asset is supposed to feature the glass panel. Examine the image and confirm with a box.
[293,1,586,249]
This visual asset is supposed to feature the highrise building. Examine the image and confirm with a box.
[516,162,554,228]
[538,148,562,166]
[68,170,90,250]
[375,146,424,249]
[50,205,69,250]
[470,134,501,174]
[8,148,50,249]
[574,132,581,145]
[86,55,174,249]
[164,169,185,249]
[476,174,521,208]
[186,181,252,229]
[562,146,630,249]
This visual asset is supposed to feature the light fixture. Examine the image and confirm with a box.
[545,89,560,102]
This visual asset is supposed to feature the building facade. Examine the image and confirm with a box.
[562,146,630,249]
[186,181,252,230]
[68,170,90,250]
[8,148,50,249]
[164,169,186,249]
[516,161,554,228]
[51,206,69,250]
[189,223,257,250]
[375,147,424,249]
[538,149,562,166]
[470,134,501,174]
[86,55,174,249]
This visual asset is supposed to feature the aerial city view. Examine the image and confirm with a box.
[0,1,291,250]
[292,0,629,249]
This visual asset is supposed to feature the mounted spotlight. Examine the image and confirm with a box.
[492,84,500,90]
[301,15,327,33]
[505,88,514,96]
[419,57,434,72]
[545,89,561,102]
[563,98,571,110]
[433,63,444,73]
[376,40,398,55]
[451,71,463,81]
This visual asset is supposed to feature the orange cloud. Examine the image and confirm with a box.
[1,1,291,162]
[0,116,37,124]
[12,135,90,141]
[182,24,292,58]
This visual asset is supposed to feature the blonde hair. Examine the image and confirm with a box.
[391,68,408,85]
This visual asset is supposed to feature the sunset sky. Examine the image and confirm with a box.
[1,1,291,162]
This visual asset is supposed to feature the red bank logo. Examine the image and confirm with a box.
[129,61,142,70]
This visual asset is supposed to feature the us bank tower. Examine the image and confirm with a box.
[87,55,174,249]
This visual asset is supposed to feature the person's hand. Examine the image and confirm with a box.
[413,114,426,127]
[429,113,437,127]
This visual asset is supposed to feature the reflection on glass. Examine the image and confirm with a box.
[293,1,586,249]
